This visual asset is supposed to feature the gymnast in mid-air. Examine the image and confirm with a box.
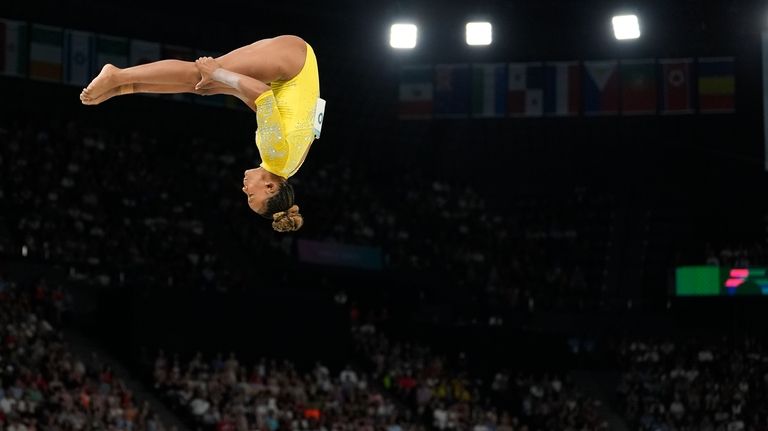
[80,35,323,232]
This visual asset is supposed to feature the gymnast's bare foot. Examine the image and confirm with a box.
[80,64,119,104]
[80,86,123,105]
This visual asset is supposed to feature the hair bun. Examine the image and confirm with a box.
[272,205,303,232]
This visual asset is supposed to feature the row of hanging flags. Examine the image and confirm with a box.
[399,57,735,119]
[0,18,242,109]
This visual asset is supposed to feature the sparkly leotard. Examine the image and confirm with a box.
[254,43,320,179]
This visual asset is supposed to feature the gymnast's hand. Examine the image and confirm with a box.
[194,57,221,90]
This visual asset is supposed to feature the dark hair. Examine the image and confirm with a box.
[262,181,303,232]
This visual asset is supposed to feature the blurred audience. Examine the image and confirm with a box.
[0,118,612,315]
[616,337,768,431]
[701,242,768,268]
[153,351,420,431]
[0,276,170,431]
[352,325,608,431]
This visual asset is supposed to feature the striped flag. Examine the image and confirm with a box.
[95,35,129,68]
[543,61,580,116]
[583,60,619,115]
[471,63,507,118]
[434,64,470,118]
[399,65,433,119]
[660,58,693,114]
[620,59,657,115]
[63,30,94,86]
[130,39,161,66]
[508,62,544,117]
[29,24,63,82]
[0,18,28,77]
[697,57,734,113]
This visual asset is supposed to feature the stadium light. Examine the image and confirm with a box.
[612,14,640,40]
[466,22,492,46]
[390,23,418,49]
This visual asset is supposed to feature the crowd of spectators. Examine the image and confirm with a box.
[352,324,608,431]
[0,120,252,291]
[0,275,172,431]
[148,321,608,431]
[616,337,768,431]
[1,115,613,315]
[152,350,419,431]
[701,242,768,268]
[302,165,613,315]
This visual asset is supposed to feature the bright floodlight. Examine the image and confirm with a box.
[390,23,418,49]
[466,22,492,46]
[612,14,640,40]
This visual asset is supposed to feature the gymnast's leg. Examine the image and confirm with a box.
[80,61,200,103]
[81,82,239,105]
[212,35,307,83]
[80,35,308,104]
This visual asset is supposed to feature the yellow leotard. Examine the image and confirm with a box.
[254,43,320,179]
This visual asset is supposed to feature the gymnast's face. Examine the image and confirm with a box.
[242,167,278,214]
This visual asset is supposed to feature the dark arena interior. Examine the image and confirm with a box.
[2,0,768,430]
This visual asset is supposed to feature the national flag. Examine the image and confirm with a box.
[543,61,580,116]
[434,64,470,118]
[130,39,161,66]
[63,30,94,86]
[29,24,63,82]
[508,62,544,117]
[471,63,507,118]
[620,59,657,115]
[660,58,693,114]
[697,57,734,113]
[583,60,619,115]
[95,34,128,69]
[398,65,433,119]
[0,18,28,77]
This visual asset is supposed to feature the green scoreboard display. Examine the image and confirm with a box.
[676,266,768,296]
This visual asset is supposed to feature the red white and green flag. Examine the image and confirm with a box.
[29,24,63,82]
[399,65,433,119]
[620,59,657,115]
